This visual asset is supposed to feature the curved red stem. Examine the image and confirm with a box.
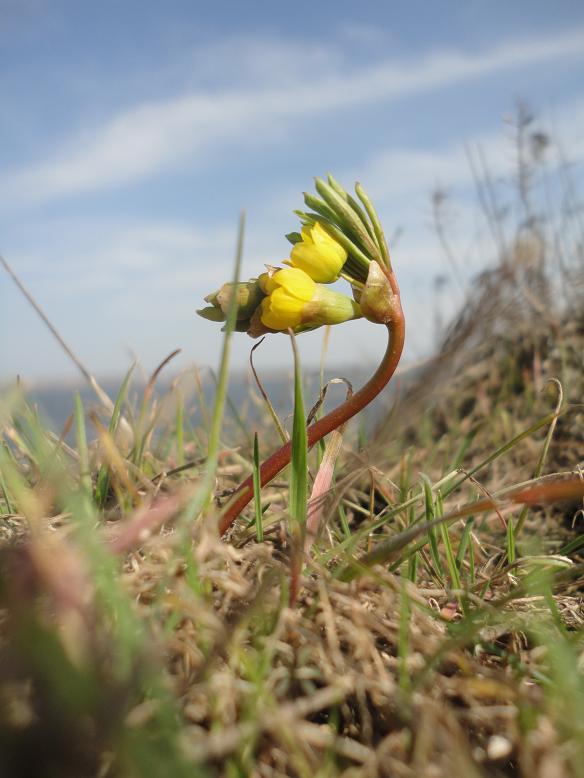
[219,268,405,536]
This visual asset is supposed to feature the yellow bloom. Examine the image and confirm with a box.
[248,266,361,337]
[287,222,347,283]
[259,267,316,330]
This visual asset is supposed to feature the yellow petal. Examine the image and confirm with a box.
[289,235,345,283]
[272,267,316,300]
[311,222,332,245]
[258,273,277,294]
[260,289,303,329]
[311,222,347,262]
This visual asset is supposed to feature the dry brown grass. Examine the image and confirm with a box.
[2,106,584,777]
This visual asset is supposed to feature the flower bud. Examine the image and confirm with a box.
[286,222,347,283]
[359,261,399,325]
[197,278,265,328]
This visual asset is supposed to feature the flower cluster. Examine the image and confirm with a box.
[198,176,396,337]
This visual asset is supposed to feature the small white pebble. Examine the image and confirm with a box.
[487,735,512,761]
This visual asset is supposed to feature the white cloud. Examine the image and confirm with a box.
[7,87,582,375]
[3,26,584,204]
[2,214,288,311]
[361,126,560,201]
[185,36,344,88]
[4,80,584,381]
[1,205,447,381]
[348,92,584,225]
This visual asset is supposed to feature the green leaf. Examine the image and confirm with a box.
[437,490,461,590]
[95,364,135,508]
[74,392,92,500]
[288,331,308,540]
[327,173,375,240]
[422,474,443,580]
[355,182,391,269]
[314,177,381,263]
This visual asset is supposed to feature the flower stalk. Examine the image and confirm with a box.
[196,175,406,535]
[218,262,404,535]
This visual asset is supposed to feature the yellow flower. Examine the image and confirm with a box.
[287,222,347,283]
[247,266,361,337]
[259,267,316,330]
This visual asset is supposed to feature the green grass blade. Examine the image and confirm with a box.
[95,364,135,508]
[287,330,308,606]
[288,331,308,538]
[437,491,461,590]
[74,392,92,500]
[337,494,351,540]
[422,474,442,580]
[559,533,584,557]
[455,517,475,575]
[175,390,185,467]
[181,212,246,526]
[506,517,516,564]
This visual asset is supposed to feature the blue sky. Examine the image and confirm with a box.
[2,0,584,383]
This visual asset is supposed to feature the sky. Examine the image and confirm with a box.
[1,0,584,384]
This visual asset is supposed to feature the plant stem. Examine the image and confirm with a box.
[218,267,405,535]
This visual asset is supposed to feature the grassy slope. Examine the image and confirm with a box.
[1,289,583,778]
[2,120,584,777]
